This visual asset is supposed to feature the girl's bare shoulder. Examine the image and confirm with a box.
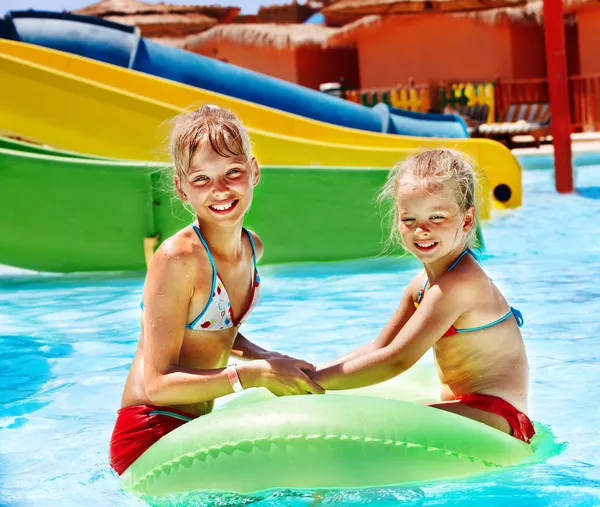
[148,227,212,282]
[440,257,493,303]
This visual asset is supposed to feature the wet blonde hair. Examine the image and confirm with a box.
[168,105,252,180]
[378,149,480,250]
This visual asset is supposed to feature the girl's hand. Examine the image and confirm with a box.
[262,351,315,372]
[239,359,324,396]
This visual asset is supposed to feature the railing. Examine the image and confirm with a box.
[440,81,496,123]
[346,75,600,131]
[496,75,600,132]
[345,82,431,113]
[569,74,600,132]
[495,78,549,116]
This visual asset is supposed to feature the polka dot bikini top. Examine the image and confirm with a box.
[140,226,260,331]
[185,226,260,331]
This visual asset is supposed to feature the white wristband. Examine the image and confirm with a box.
[226,364,244,393]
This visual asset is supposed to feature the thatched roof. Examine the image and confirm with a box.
[324,0,599,20]
[184,23,344,50]
[166,4,241,23]
[75,0,155,16]
[453,0,544,23]
[326,0,547,45]
[257,1,318,23]
[232,14,259,23]
[74,0,240,24]
[326,14,381,45]
[323,0,527,16]
[102,12,217,35]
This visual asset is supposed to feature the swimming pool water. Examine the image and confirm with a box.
[1,165,599,506]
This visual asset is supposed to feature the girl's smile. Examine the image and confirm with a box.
[208,199,239,215]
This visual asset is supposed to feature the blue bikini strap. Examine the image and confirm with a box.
[455,307,524,333]
[417,279,428,304]
[418,249,475,303]
[243,228,258,271]
[447,249,476,271]
[187,225,218,329]
[147,409,194,422]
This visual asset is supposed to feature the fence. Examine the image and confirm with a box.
[439,81,496,123]
[496,75,600,132]
[345,82,431,113]
[345,76,600,132]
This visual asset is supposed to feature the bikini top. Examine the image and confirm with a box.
[414,249,523,338]
[141,225,260,331]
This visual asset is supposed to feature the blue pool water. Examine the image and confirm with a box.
[1,165,599,507]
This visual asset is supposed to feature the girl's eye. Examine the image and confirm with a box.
[401,218,415,223]
[194,176,208,182]
[430,215,445,221]
[227,168,242,176]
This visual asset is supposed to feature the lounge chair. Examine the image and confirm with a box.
[444,104,490,136]
[476,103,552,148]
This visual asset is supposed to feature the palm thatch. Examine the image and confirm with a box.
[232,14,259,23]
[324,0,599,20]
[452,0,543,23]
[326,14,381,46]
[185,23,343,51]
[323,0,527,16]
[257,1,318,23]
[74,0,240,24]
[74,0,155,16]
[160,4,241,23]
[102,12,217,36]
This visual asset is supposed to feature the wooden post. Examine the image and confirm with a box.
[543,0,574,193]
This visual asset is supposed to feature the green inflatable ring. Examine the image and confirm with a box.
[118,365,550,497]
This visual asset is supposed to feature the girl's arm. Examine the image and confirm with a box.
[316,274,424,369]
[231,333,311,365]
[230,333,272,360]
[311,274,473,391]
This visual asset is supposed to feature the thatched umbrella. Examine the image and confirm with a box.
[185,23,344,51]
[151,4,241,23]
[74,0,156,16]
[73,0,229,43]
[74,0,240,24]
[101,12,218,36]
[323,0,527,17]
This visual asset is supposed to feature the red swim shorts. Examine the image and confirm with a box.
[459,393,535,443]
[109,404,196,475]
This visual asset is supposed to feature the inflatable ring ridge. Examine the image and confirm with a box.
[130,433,503,491]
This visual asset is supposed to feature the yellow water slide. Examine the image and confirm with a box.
[0,41,520,212]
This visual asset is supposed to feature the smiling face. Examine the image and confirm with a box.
[396,177,475,263]
[174,144,260,227]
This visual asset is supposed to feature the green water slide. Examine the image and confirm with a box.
[0,135,113,160]
[0,143,400,272]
